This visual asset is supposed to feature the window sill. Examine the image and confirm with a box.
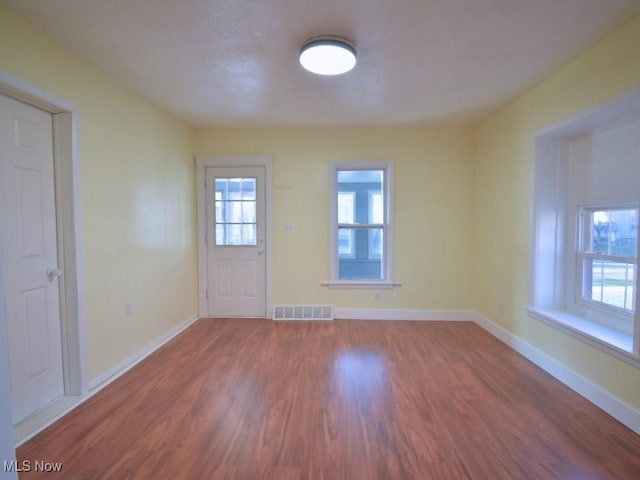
[321,281,401,289]
[527,307,639,368]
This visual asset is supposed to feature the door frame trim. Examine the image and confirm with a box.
[196,155,273,317]
[0,71,88,398]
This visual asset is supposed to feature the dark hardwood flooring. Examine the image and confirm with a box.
[17,319,640,479]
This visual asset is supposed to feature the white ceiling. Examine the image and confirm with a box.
[3,0,640,127]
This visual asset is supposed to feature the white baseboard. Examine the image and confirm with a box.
[472,312,640,435]
[15,314,199,447]
[89,314,199,391]
[334,308,476,321]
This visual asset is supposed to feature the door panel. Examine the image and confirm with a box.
[24,287,50,377]
[215,259,232,298]
[242,259,257,297]
[0,94,64,424]
[206,167,266,317]
[19,168,46,257]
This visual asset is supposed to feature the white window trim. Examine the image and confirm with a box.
[529,89,640,368]
[324,160,399,288]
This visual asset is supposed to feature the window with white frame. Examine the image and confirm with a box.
[578,207,637,316]
[329,163,394,284]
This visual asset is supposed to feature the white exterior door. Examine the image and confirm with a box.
[0,94,64,424]
[206,167,266,317]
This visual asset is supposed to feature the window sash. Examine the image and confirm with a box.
[330,163,392,283]
[579,255,636,313]
[577,206,639,317]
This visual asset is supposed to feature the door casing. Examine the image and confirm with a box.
[0,72,87,407]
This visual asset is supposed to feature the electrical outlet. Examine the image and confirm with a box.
[284,224,294,233]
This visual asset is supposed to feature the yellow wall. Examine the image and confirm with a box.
[2,1,638,414]
[195,127,475,310]
[0,5,198,381]
[474,16,640,408]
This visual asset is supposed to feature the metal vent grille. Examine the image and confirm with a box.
[272,305,334,321]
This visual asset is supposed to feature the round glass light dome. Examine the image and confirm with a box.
[299,36,357,76]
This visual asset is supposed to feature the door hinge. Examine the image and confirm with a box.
[205,288,209,299]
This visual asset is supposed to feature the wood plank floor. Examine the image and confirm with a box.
[17,319,640,479]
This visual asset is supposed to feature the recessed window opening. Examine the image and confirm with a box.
[529,97,640,366]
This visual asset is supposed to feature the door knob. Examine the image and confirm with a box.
[47,268,63,281]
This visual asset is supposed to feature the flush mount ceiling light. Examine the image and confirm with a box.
[299,35,357,76]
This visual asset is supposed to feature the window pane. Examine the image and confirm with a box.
[226,224,242,245]
[338,192,355,224]
[242,202,256,223]
[242,224,257,245]
[585,258,635,312]
[369,228,383,259]
[338,227,383,280]
[337,169,383,185]
[215,179,228,201]
[228,178,242,200]
[227,201,242,223]
[242,178,256,200]
[215,224,224,245]
[215,201,223,223]
[369,192,383,224]
[590,209,637,258]
[338,228,354,257]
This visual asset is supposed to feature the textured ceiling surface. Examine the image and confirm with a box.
[3,0,640,127]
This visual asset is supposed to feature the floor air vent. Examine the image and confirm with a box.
[272,305,334,321]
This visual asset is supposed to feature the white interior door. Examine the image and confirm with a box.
[206,167,266,317]
[0,94,64,424]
